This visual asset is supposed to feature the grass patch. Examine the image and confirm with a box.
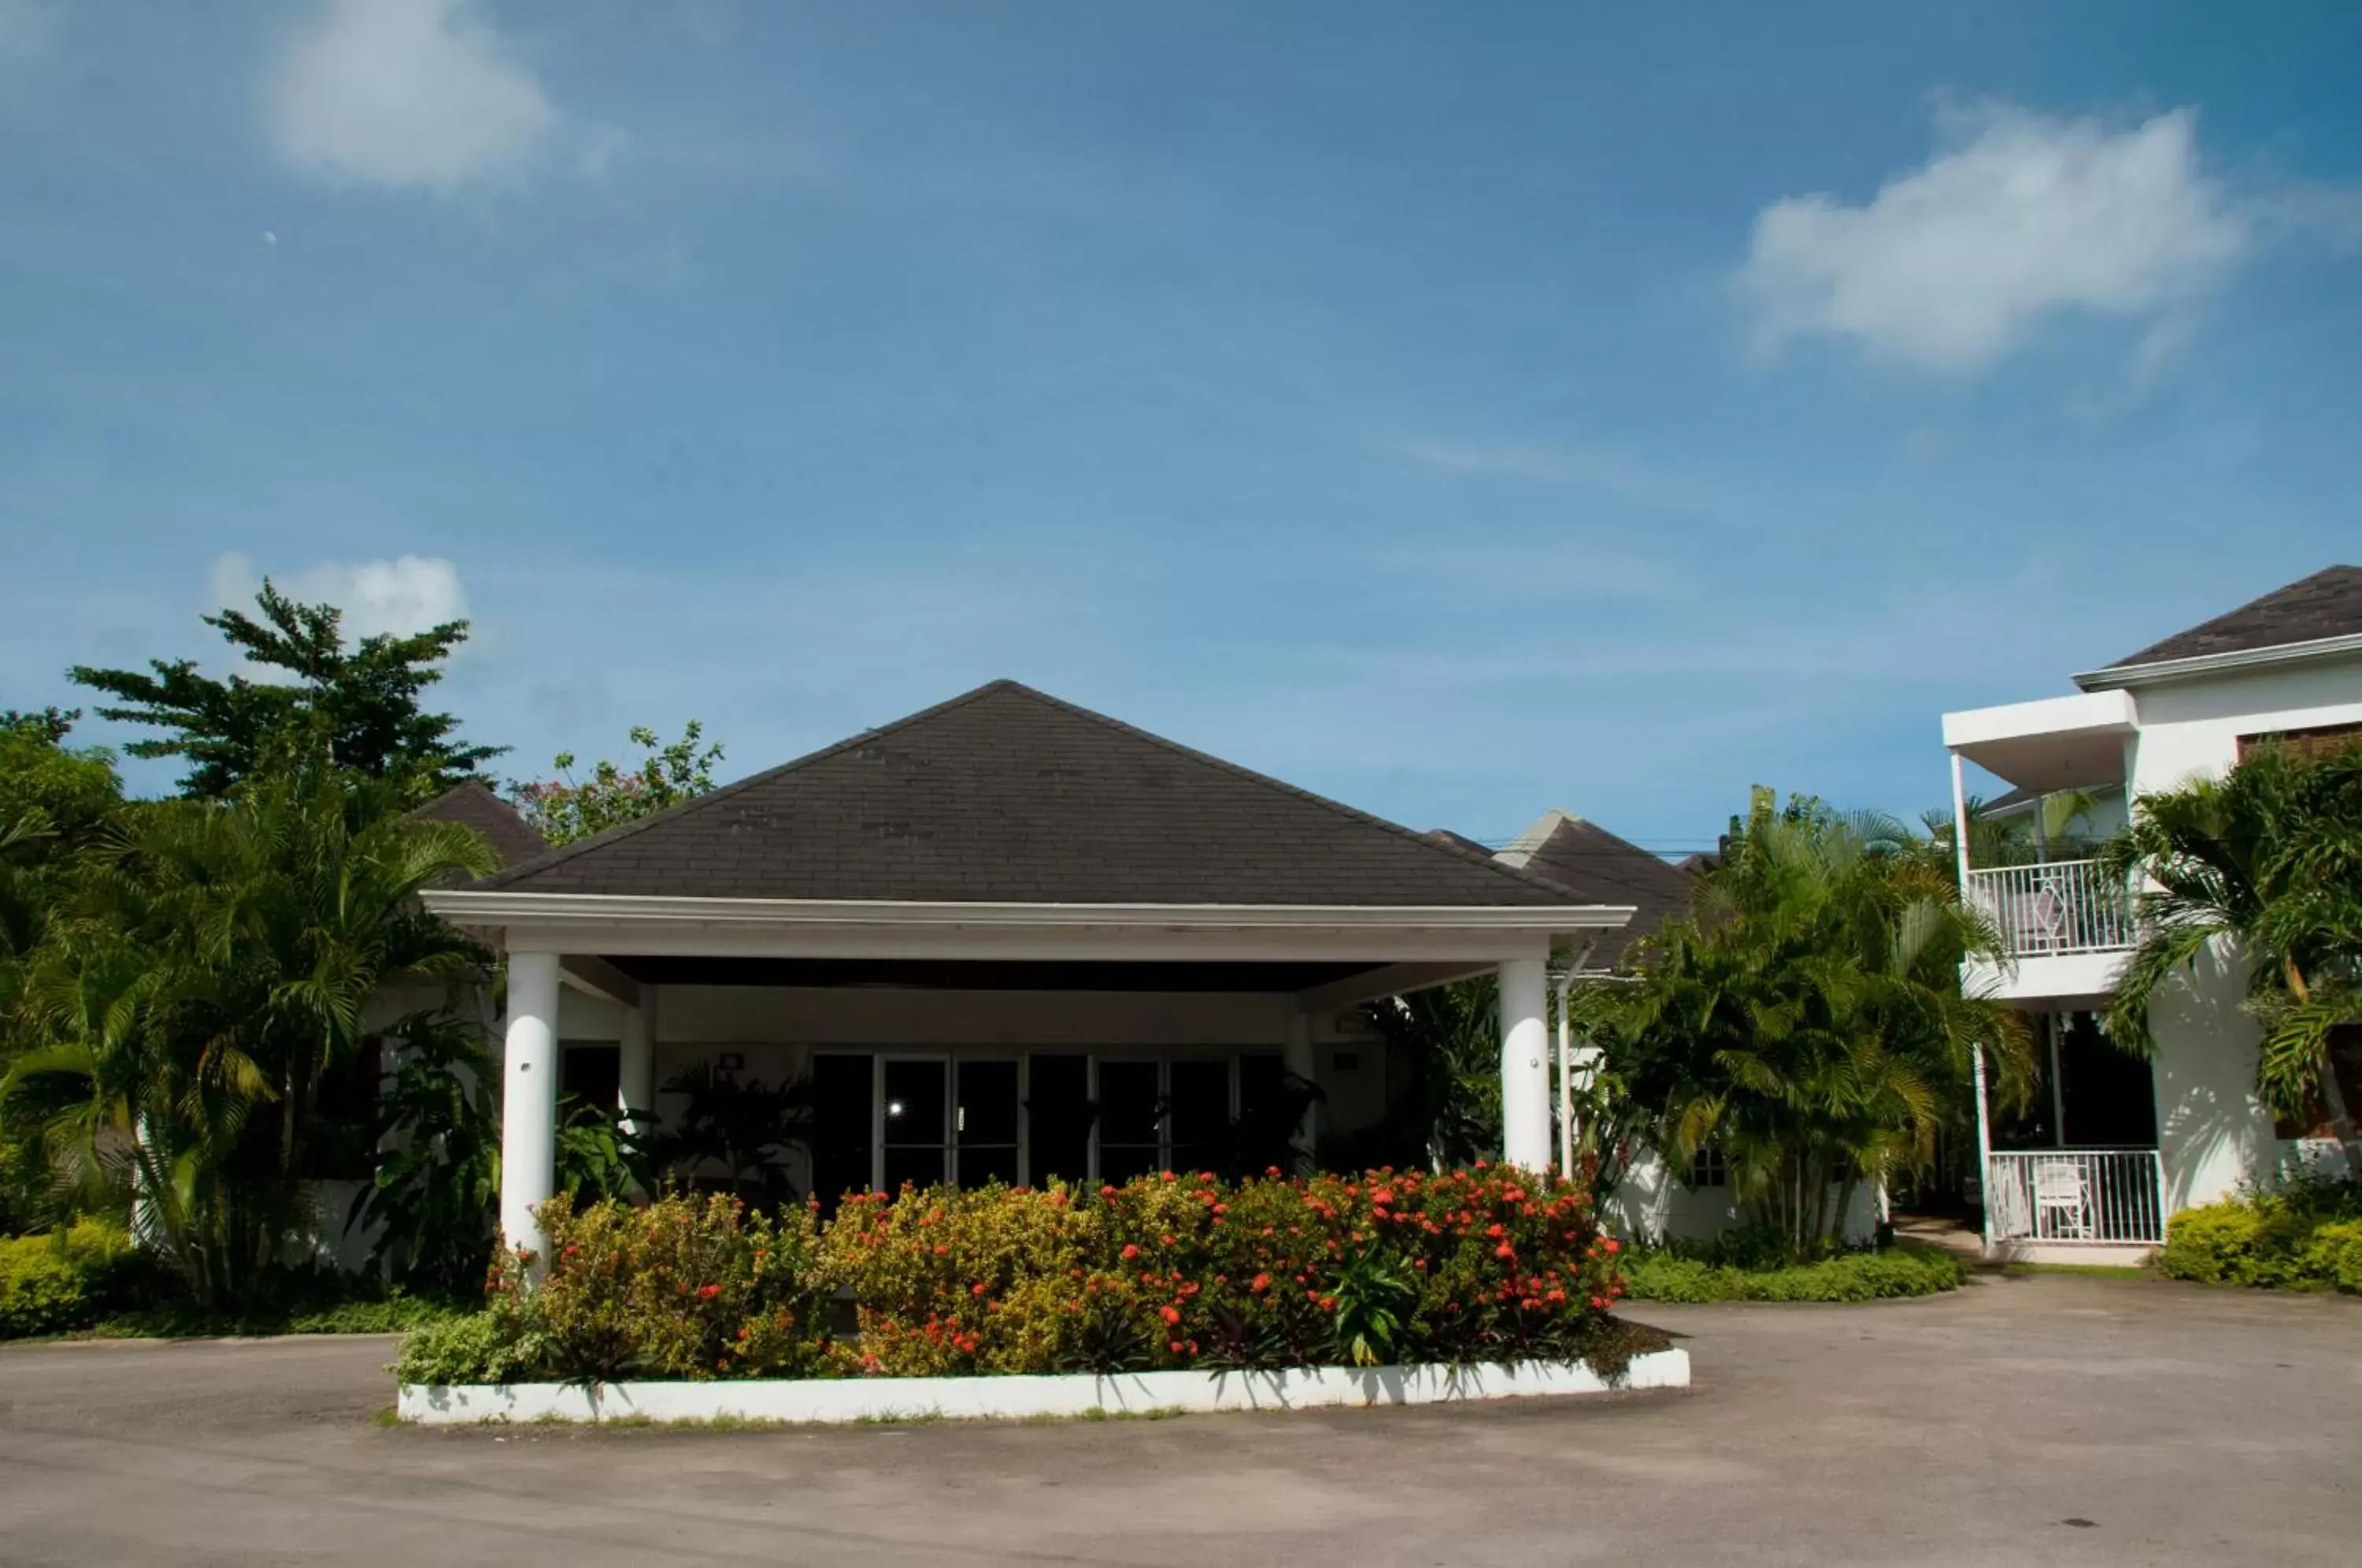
[1994,1261,2151,1280]
[79,1291,466,1341]
[1620,1246,1964,1304]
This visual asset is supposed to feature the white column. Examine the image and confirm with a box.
[1554,973,1575,1179]
[1971,1041,1996,1259]
[618,986,657,1136]
[1283,1008,1317,1165]
[1949,751,1974,890]
[1498,956,1550,1170]
[501,949,562,1265]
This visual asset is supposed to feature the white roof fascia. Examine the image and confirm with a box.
[2074,631,2362,692]
[421,890,1636,935]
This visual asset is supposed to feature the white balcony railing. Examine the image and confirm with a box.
[1963,858,2135,957]
[1986,1149,2166,1245]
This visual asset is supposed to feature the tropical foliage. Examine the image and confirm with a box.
[509,720,723,847]
[2101,740,2362,1169]
[1352,980,1504,1169]
[2154,1169,2362,1293]
[0,751,494,1304]
[1573,789,2034,1256]
[68,582,502,803]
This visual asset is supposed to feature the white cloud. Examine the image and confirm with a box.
[265,0,557,190]
[0,0,56,61]
[209,553,470,642]
[1738,104,2250,375]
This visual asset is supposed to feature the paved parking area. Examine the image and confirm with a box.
[2,1274,2356,1566]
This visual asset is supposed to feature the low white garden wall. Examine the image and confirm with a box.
[399,1347,1690,1426]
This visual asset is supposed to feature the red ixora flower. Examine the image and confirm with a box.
[697,1284,722,1300]
[1121,1244,1141,1260]
[1160,1305,1182,1326]
[1250,1273,1272,1292]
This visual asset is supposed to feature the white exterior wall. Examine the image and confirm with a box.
[2122,653,2362,797]
[2146,938,2277,1213]
[2127,653,2362,1207]
[1603,1151,1881,1246]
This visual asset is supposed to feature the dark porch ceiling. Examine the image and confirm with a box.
[602,956,1384,993]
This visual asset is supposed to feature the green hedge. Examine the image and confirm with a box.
[397,1167,1656,1385]
[1619,1247,1965,1303]
[2156,1178,2362,1292]
[0,1219,138,1338]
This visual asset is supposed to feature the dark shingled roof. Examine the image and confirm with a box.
[2101,565,2362,671]
[405,781,549,871]
[1494,810,1699,969]
[476,682,1585,908]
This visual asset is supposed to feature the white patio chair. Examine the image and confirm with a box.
[2032,1159,2090,1239]
[2026,883,2067,952]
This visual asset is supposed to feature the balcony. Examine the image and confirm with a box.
[1985,1148,2167,1248]
[1963,858,2136,959]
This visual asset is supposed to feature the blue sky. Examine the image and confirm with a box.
[3,2,2358,854]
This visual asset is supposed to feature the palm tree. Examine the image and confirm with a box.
[2101,741,2362,1172]
[1579,790,2034,1254]
[3,753,494,1300]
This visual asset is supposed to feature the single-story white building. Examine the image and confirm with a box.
[424,680,1636,1259]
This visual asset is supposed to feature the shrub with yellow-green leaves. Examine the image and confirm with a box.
[393,1168,1642,1386]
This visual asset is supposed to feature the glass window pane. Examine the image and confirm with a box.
[957,1060,1020,1147]
[883,1145,945,1193]
[957,1145,1020,1189]
[1233,1052,1294,1175]
[1098,1060,1161,1145]
[1168,1060,1228,1145]
[1098,1144,1158,1185]
[810,1054,874,1209]
[560,1044,622,1111]
[1027,1054,1091,1187]
[883,1059,946,1145]
[1168,1060,1230,1177]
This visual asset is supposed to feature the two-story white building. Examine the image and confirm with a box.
[1942,565,2362,1261]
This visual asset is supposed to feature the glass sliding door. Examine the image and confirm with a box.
[1096,1060,1162,1182]
[809,1053,875,1214]
[1168,1059,1231,1177]
[880,1056,949,1193]
[1026,1054,1092,1187]
[955,1058,1020,1189]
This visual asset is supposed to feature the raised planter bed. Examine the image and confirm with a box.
[398,1347,1690,1426]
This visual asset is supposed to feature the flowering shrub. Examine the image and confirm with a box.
[486,1191,835,1380]
[394,1167,1639,1385]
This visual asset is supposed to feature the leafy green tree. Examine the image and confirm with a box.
[0,717,124,1233]
[68,581,502,801]
[509,720,724,847]
[2101,741,2362,1171]
[1,755,495,1301]
[1576,789,2034,1256]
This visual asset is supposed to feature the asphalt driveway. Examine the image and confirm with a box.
[1,1275,2356,1566]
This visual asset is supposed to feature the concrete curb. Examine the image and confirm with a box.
[398,1347,1690,1425]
